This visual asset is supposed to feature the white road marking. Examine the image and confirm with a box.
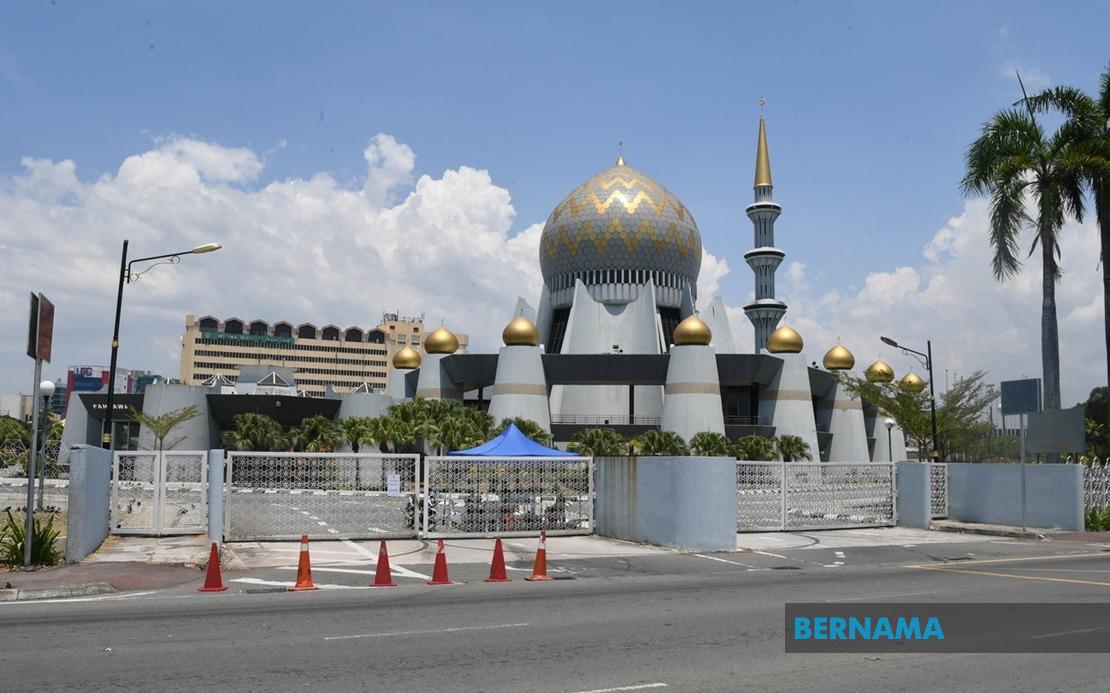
[572,683,669,693]
[754,550,788,559]
[826,592,931,602]
[0,590,158,606]
[230,578,368,590]
[1031,625,1110,639]
[835,551,845,558]
[693,554,767,570]
[340,539,432,580]
[323,622,530,641]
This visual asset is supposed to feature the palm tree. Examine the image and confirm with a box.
[733,435,776,461]
[568,428,627,457]
[1025,67,1110,387]
[222,412,288,452]
[128,404,199,454]
[288,416,343,453]
[340,417,375,453]
[632,430,688,456]
[775,434,812,462]
[688,431,733,457]
[494,417,553,446]
[963,106,1088,411]
[431,414,486,454]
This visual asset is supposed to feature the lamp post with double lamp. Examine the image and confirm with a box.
[880,335,939,462]
[884,418,895,463]
[101,241,222,452]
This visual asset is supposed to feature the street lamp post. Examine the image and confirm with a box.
[884,418,895,463]
[101,241,222,452]
[35,380,55,512]
[24,379,55,566]
[881,336,939,462]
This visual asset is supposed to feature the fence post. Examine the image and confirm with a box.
[587,456,595,532]
[208,449,225,544]
[780,461,787,531]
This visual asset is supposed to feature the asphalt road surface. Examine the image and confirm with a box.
[6,537,1110,692]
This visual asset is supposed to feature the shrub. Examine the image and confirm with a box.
[0,510,62,568]
[1086,507,1110,532]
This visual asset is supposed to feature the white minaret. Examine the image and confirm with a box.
[743,105,787,353]
[661,314,725,441]
[387,346,420,400]
[757,324,820,461]
[414,326,462,401]
[822,344,870,462]
[488,316,551,432]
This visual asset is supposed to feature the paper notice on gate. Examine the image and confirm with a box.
[387,473,401,497]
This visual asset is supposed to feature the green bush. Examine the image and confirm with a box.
[1085,507,1110,532]
[0,510,62,568]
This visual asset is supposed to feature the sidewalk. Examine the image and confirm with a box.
[1,561,200,598]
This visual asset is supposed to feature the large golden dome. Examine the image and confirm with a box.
[502,316,540,346]
[424,326,459,354]
[899,371,926,393]
[767,324,803,353]
[823,344,855,370]
[539,159,702,309]
[392,345,421,369]
[865,359,895,383]
[673,314,712,346]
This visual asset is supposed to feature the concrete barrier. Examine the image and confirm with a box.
[594,456,737,551]
[948,462,1083,531]
[208,450,225,544]
[64,446,112,563]
[895,462,930,529]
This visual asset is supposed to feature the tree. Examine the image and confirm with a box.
[128,405,199,454]
[838,371,1000,462]
[1025,67,1110,387]
[289,416,344,453]
[775,434,812,462]
[568,428,627,457]
[1082,387,1110,458]
[733,435,776,461]
[689,431,733,457]
[632,430,688,456]
[340,417,376,453]
[963,103,1089,413]
[494,417,553,446]
[222,412,288,452]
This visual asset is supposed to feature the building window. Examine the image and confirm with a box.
[224,319,244,335]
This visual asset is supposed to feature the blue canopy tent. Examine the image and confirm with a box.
[447,422,578,457]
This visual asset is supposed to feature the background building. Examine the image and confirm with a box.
[179,313,468,396]
[63,365,150,416]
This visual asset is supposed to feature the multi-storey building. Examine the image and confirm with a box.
[179,313,468,396]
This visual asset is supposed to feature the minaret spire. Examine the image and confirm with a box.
[742,101,788,353]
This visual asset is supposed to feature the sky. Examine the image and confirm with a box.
[1,1,1108,407]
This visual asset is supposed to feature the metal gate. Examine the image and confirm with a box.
[112,451,208,535]
[736,462,896,531]
[422,456,593,538]
[224,452,420,541]
[929,463,949,518]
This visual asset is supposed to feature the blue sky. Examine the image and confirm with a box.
[1,1,1108,403]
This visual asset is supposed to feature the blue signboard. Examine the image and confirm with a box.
[1000,379,1041,416]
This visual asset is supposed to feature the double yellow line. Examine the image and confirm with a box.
[905,552,1110,588]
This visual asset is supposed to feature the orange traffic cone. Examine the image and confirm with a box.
[289,535,318,591]
[198,542,228,592]
[371,540,396,587]
[485,537,510,583]
[525,531,553,582]
[426,539,452,585]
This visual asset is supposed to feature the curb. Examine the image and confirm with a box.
[930,521,1044,540]
[0,582,116,602]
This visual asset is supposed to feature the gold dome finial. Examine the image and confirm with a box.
[615,139,625,167]
[673,314,712,346]
[754,109,772,188]
[767,324,803,353]
[424,326,459,354]
[392,345,421,369]
[899,371,926,394]
[502,316,540,346]
[864,359,895,383]
[823,343,855,370]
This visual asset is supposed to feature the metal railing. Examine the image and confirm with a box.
[1078,458,1110,510]
[736,461,896,531]
[550,415,660,426]
[112,451,208,536]
[422,456,593,538]
[723,415,768,426]
[929,463,948,518]
[224,452,420,541]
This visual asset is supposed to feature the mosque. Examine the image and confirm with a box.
[61,115,916,462]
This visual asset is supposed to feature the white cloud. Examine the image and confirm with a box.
[998,60,1050,91]
[698,248,729,299]
[0,135,542,391]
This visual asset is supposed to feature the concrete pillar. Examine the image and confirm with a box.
[896,461,930,529]
[414,353,461,401]
[138,383,216,450]
[488,345,551,432]
[757,352,820,461]
[661,344,724,441]
[387,368,414,400]
[824,380,870,462]
[207,450,225,544]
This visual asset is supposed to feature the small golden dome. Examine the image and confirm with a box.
[899,371,926,393]
[865,359,895,383]
[392,345,421,369]
[823,344,855,370]
[503,316,540,346]
[673,314,712,346]
[767,324,803,353]
[424,326,459,354]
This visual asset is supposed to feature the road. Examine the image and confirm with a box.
[5,536,1110,692]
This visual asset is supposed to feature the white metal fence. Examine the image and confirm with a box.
[929,463,949,519]
[112,451,208,535]
[224,452,420,541]
[422,456,593,538]
[1080,458,1110,510]
[736,462,896,531]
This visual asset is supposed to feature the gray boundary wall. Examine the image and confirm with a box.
[896,462,930,529]
[594,456,736,551]
[64,446,112,563]
[948,462,1083,531]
